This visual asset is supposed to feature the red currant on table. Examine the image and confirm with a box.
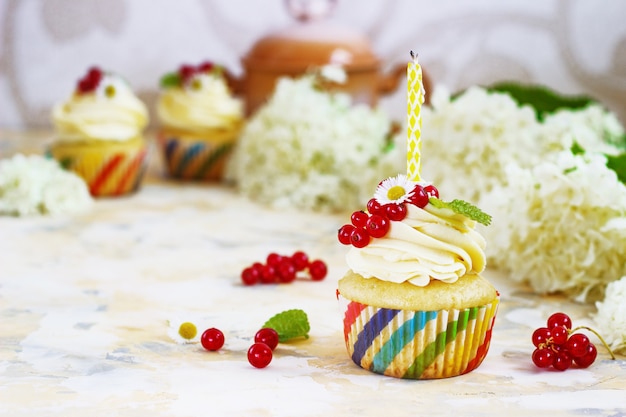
[308,259,328,281]
[291,251,309,271]
[547,312,572,330]
[254,328,279,350]
[248,342,273,368]
[277,259,296,283]
[201,328,225,351]
[266,253,284,268]
[531,312,615,371]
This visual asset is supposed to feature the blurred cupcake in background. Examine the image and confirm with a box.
[49,67,150,197]
[156,61,243,181]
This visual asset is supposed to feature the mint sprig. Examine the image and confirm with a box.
[429,198,492,226]
[262,309,310,342]
[160,72,181,88]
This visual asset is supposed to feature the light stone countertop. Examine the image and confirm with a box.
[0,132,625,417]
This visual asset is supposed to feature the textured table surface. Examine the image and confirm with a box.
[1,132,625,417]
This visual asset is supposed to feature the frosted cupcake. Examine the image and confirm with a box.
[50,67,149,197]
[156,61,243,181]
[337,174,498,379]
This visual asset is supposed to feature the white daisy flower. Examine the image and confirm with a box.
[374,174,417,205]
[96,74,130,100]
[167,318,200,344]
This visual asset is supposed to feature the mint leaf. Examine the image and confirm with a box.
[487,82,595,121]
[429,198,492,226]
[160,72,181,88]
[262,309,310,342]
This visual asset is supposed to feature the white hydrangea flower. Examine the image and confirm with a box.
[226,74,403,212]
[0,154,93,216]
[594,276,626,354]
[481,151,626,302]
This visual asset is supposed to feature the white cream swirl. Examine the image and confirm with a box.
[52,75,148,143]
[157,73,242,133]
[346,203,486,286]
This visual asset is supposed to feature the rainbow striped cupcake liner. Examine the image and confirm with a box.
[158,132,235,181]
[339,294,499,379]
[50,146,149,197]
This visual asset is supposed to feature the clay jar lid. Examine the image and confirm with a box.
[242,20,380,72]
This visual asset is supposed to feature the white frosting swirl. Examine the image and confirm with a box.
[157,73,242,133]
[52,75,148,143]
[346,203,486,286]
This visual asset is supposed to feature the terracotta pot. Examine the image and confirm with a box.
[226,2,431,116]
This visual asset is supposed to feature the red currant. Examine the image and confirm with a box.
[277,259,296,283]
[179,64,196,82]
[552,351,572,371]
[367,198,382,215]
[551,325,569,345]
[366,214,390,238]
[424,184,439,198]
[338,224,355,245]
[566,333,590,358]
[254,328,279,350]
[350,211,369,228]
[308,259,327,281]
[198,61,214,73]
[260,264,277,284]
[248,342,273,368]
[384,203,407,221]
[350,228,370,248]
[409,185,429,208]
[532,348,554,368]
[531,327,552,347]
[547,312,572,330]
[266,253,284,267]
[241,267,259,286]
[573,343,597,368]
[201,328,225,351]
[291,251,309,271]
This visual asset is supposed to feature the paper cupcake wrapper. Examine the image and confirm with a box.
[50,146,148,197]
[158,132,235,181]
[339,294,499,379]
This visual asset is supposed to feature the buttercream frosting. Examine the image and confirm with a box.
[157,73,242,133]
[52,74,148,143]
[346,203,486,287]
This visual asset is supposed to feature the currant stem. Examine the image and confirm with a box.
[571,326,616,360]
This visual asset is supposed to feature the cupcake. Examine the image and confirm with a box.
[337,174,498,379]
[50,67,149,197]
[156,61,243,181]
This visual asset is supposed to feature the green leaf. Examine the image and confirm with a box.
[262,309,310,342]
[606,153,626,184]
[429,198,492,226]
[160,72,181,88]
[486,82,595,121]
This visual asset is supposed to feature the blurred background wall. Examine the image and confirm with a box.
[1,0,625,129]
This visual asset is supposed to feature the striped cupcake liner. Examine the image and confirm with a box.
[158,133,234,181]
[339,294,499,379]
[50,146,148,197]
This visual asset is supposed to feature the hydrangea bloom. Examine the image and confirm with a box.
[0,154,93,216]
[226,73,403,212]
[594,276,626,353]
[481,152,626,302]
[422,85,626,302]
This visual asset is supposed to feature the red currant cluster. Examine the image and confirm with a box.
[201,327,278,368]
[76,66,103,94]
[338,184,438,248]
[531,312,615,371]
[240,251,327,285]
[178,61,215,85]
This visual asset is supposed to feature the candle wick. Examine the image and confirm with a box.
[410,50,415,59]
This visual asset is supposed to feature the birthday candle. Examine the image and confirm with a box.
[406,51,425,182]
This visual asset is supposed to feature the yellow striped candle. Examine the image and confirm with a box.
[406,51,425,181]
